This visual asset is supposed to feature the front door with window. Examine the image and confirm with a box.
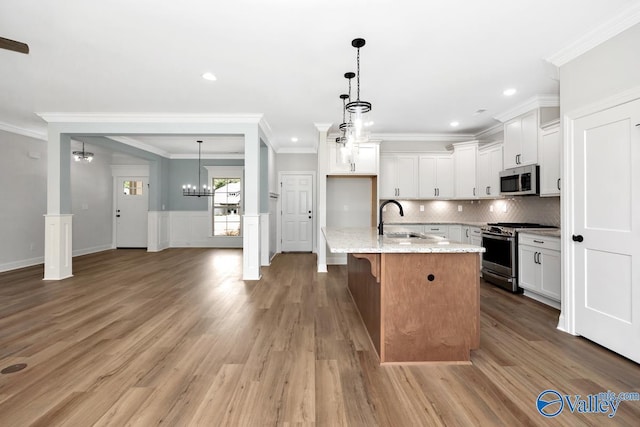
[116,177,148,248]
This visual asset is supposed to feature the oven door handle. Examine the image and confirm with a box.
[481,233,513,242]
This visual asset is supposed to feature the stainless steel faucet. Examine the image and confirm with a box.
[378,200,404,235]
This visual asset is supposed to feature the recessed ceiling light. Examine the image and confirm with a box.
[291,137,299,142]
[450,121,460,127]
[202,72,217,81]
[503,88,517,96]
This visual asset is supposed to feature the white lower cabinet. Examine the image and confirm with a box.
[518,233,561,307]
[448,225,462,242]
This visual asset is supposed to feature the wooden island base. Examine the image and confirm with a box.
[347,252,480,364]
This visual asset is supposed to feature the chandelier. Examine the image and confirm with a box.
[182,140,213,197]
[72,142,94,162]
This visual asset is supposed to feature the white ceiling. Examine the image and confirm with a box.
[1,0,639,155]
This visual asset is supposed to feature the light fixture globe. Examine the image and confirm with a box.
[345,38,372,114]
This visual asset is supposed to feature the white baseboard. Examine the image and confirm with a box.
[73,244,113,257]
[0,256,45,273]
[522,290,561,310]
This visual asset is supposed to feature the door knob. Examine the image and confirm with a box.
[572,234,584,242]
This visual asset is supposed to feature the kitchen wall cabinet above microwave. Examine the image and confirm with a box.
[501,105,560,170]
[379,154,418,199]
[327,141,379,175]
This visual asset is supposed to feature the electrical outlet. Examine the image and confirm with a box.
[419,205,424,212]
[81,203,89,210]
[458,205,463,212]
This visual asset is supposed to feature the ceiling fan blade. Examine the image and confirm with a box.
[0,37,29,54]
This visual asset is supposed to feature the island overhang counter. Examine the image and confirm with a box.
[323,227,485,364]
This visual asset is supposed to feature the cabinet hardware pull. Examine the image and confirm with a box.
[486,186,490,195]
[436,188,439,196]
[534,252,537,264]
[434,188,437,197]
[533,240,544,244]
[473,187,476,196]
[466,229,469,238]
[557,178,561,190]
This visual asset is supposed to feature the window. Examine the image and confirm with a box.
[213,177,241,236]
[123,180,144,195]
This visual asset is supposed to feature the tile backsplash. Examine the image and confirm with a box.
[382,196,561,227]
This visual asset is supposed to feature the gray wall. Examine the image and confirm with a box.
[0,131,47,269]
[276,153,318,172]
[70,144,113,252]
[560,23,640,113]
[168,158,244,211]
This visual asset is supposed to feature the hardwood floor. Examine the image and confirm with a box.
[0,249,638,426]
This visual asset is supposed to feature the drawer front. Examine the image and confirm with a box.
[519,233,560,251]
[423,224,448,233]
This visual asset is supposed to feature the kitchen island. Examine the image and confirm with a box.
[323,227,485,364]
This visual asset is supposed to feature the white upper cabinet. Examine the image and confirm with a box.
[477,143,503,198]
[418,155,454,199]
[453,142,478,199]
[503,109,539,169]
[379,154,418,199]
[539,122,561,196]
[328,142,379,175]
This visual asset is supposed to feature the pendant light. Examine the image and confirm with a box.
[345,38,372,118]
[182,140,213,197]
[72,142,94,163]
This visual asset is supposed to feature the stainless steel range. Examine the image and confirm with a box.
[481,222,557,292]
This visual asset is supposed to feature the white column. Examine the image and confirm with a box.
[43,214,73,280]
[243,126,261,280]
[315,123,331,273]
[44,130,73,280]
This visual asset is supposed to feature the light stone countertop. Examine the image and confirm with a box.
[323,227,486,254]
[518,229,561,238]
[386,221,487,228]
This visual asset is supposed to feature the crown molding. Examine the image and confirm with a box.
[171,153,244,160]
[366,133,476,143]
[474,122,504,140]
[277,146,318,154]
[546,2,640,67]
[36,112,265,124]
[493,95,560,123]
[0,121,47,141]
[314,123,333,133]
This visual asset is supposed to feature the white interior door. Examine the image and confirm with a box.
[116,177,149,248]
[281,174,313,252]
[572,98,640,363]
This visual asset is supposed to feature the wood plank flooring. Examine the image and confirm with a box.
[0,249,639,426]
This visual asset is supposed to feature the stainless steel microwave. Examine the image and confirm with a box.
[499,165,539,196]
